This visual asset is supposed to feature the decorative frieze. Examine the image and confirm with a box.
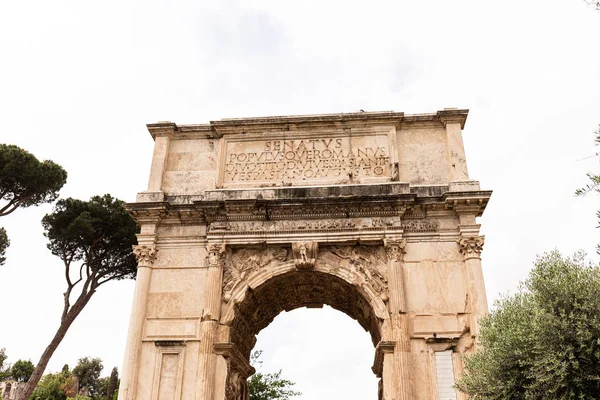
[292,242,318,270]
[401,219,438,233]
[457,236,485,259]
[209,217,438,235]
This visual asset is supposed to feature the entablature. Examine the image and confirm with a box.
[126,183,491,243]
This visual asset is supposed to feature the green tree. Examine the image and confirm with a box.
[0,348,10,381]
[0,227,8,266]
[18,195,138,400]
[72,357,103,397]
[105,367,118,400]
[248,351,301,400]
[0,144,67,216]
[456,251,600,399]
[31,368,75,400]
[0,144,67,266]
[10,359,34,382]
[96,376,109,399]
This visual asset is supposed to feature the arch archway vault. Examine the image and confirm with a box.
[119,109,492,400]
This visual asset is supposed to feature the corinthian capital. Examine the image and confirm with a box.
[457,236,485,259]
[207,243,226,267]
[384,238,407,262]
[133,245,158,266]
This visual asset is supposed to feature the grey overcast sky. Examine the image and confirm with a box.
[0,1,599,399]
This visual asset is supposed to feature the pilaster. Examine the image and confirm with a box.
[118,242,158,400]
[384,238,411,400]
[197,243,226,400]
[457,235,488,339]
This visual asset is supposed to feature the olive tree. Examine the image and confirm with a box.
[18,195,138,400]
[456,251,600,399]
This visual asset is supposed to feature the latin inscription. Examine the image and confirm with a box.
[223,136,390,184]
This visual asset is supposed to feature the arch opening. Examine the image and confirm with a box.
[216,244,392,400]
[230,269,383,360]
[253,305,380,399]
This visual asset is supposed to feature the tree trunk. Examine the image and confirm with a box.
[17,294,93,400]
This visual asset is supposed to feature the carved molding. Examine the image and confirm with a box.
[214,342,255,378]
[372,340,396,377]
[457,236,485,259]
[154,340,185,347]
[292,242,318,270]
[133,245,157,266]
[209,216,437,236]
[401,219,438,233]
[384,239,407,263]
[207,243,226,268]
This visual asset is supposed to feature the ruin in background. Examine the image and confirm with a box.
[118,109,491,400]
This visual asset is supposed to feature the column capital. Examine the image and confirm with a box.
[206,243,226,267]
[133,244,157,267]
[384,238,407,262]
[457,235,485,260]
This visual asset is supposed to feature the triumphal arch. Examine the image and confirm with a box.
[118,109,491,400]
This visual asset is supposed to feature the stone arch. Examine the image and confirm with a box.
[217,243,391,398]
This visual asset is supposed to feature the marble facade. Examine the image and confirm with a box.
[118,109,491,400]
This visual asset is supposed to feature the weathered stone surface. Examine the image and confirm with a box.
[118,109,491,400]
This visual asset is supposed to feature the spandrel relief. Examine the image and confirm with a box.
[319,245,389,297]
[222,247,289,302]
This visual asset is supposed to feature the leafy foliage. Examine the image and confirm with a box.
[0,144,67,217]
[0,227,8,266]
[10,359,34,382]
[0,348,10,381]
[42,194,138,283]
[72,357,103,397]
[30,369,74,400]
[105,367,119,400]
[456,251,600,399]
[248,351,301,400]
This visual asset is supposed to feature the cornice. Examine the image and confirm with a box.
[443,190,492,217]
[436,108,469,129]
[144,109,469,140]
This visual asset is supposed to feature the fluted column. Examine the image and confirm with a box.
[118,243,157,400]
[458,236,488,338]
[197,244,226,400]
[384,238,411,400]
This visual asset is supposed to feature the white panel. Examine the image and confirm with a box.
[435,351,457,400]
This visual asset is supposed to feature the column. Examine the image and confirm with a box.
[197,244,226,400]
[457,236,488,338]
[118,243,157,400]
[384,239,411,400]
